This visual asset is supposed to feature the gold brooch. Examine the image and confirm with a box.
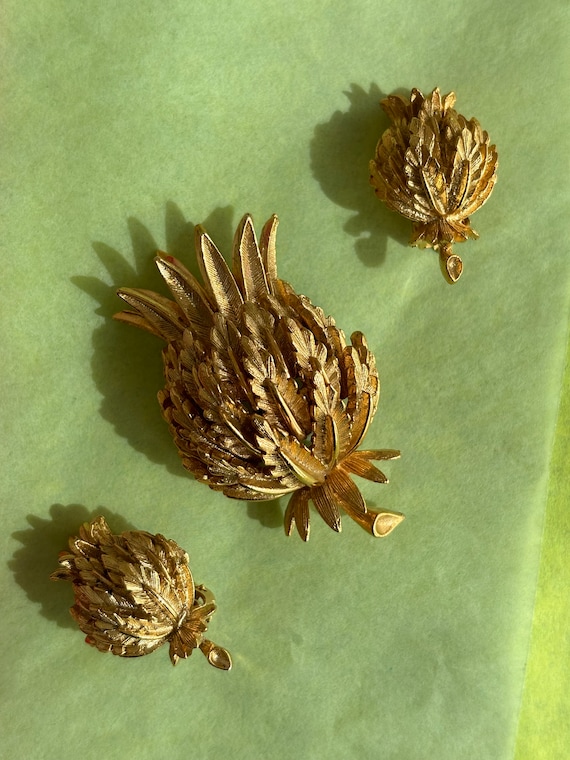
[51,516,232,668]
[370,88,498,282]
[115,214,403,541]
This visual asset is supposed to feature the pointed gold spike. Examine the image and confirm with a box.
[115,287,185,342]
[326,467,366,516]
[311,482,341,532]
[356,449,401,461]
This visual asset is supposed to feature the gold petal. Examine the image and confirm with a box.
[356,449,401,461]
[284,497,295,536]
[233,214,270,301]
[341,455,388,484]
[326,468,366,516]
[311,482,341,532]
[284,488,311,541]
[266,377,311,442]
[291,488,311,541]
[421,157,448,215]
[447,155,470,212]
[155,253,214,333]
[195,226,243,318]
[279,437,328,487]
[112,309,163,338]
[259,214,279,288]
[115,287,186,342]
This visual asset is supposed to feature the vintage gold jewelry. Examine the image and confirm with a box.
[115,214,403,541]
[370,87,498,282]
[51,516,232,668]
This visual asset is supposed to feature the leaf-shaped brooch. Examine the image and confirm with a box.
[115,214,403,541]
[370,87,498,282]
[51,516,232,668]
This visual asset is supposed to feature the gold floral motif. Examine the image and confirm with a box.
[370,88,498,282]
[115,214,403,540]
[51,516,232,668]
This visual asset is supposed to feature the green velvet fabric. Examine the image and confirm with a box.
[514,340,570,760]
[2,2,568,758]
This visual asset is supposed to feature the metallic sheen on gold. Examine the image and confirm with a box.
[114,214,403,540]
[51,517,232,668]
[370,88,498,282]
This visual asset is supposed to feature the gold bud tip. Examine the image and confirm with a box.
[372,510,405,537]
[200,640,233,670]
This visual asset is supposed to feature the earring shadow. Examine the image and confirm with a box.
[310,82,411,267]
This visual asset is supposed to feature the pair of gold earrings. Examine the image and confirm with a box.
[52,88,498,667]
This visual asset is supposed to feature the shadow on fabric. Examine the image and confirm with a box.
[71,203,235,478]
[310,82,410,268]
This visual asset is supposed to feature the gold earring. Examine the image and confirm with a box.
[370,87,498,283]
[51,516,232,669]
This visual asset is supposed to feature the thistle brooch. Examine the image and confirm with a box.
[370,88,498,282]
[51,517,232,668]
[115,214,403,541]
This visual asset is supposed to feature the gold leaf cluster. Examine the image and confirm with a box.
[370,88,498,282]
[115,215,403,540]
[51,516,231,668]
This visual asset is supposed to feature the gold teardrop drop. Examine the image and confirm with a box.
[371,510,405,537]
[207,646,233,671]
[446,254,463,283]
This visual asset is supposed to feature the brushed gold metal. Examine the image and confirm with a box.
[51,517,232,668]
[115,214,403,540]
[370,88,498,282]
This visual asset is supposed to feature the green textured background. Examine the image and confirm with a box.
[2,2,568,758]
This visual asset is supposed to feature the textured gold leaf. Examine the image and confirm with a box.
[196,227,244,317]
[233,214,270,301]
[311,481,341,533]
[326,468,367,516]
[259,214,279,288]
[285,488,311,541]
